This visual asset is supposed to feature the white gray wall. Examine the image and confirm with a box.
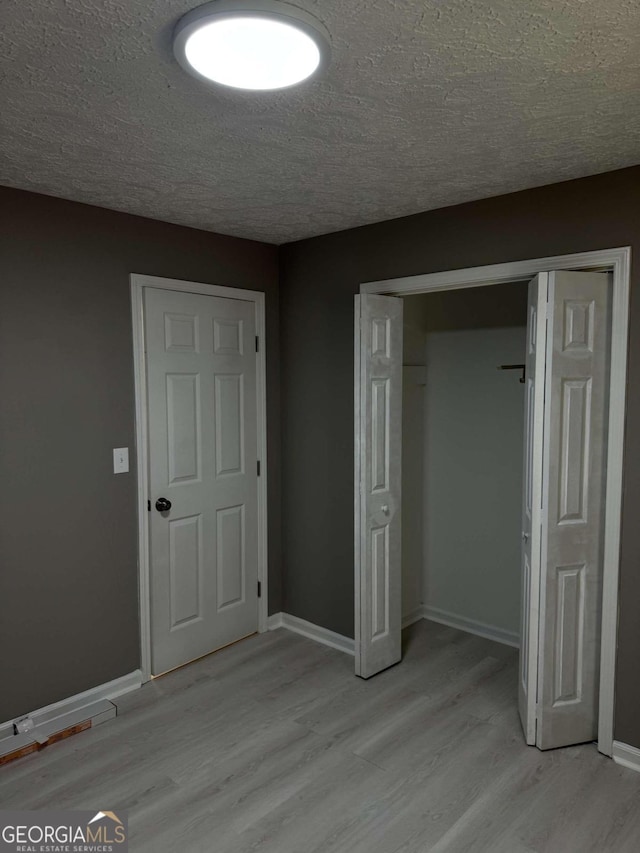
[0,187,281,723]
[402,283,528,641]
[279,166,640,747]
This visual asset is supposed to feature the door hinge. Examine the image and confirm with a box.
[257,460,261,476]
[147,499,151,512]
[257,581,262,598]
[255,335,259,353]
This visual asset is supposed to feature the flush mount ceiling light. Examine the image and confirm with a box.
[173,0,331,91]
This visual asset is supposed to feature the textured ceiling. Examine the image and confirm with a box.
[1,0,639,244]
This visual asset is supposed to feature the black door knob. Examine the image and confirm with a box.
[155,497,172,512]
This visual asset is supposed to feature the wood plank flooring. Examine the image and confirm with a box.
[1,620,639,852]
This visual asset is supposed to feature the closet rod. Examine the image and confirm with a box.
[498,363,526,383]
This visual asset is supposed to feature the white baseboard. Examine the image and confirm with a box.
[270,607,518,656]
[0,669,143,738]
[267,612,284,630]
[0,699,118,763]
[420,605,520,648]
[268,612,355,656]
[402,606,426,629]
[612,741,640,774]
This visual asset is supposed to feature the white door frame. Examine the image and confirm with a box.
[130,273,269,683]
[358,246,631,758]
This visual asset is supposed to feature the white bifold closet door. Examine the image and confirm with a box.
[519,270,610,750]
[519,273,548,745]
[145,286,259,676]
[354,294,403,678]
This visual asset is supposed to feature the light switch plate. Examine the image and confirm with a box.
[113,447,129,474]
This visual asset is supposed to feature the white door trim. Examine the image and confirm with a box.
[359,246,631,758]
[131,273,269,683]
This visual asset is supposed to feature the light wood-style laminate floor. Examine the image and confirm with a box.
[2,620,639,852]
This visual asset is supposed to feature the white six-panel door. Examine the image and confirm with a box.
[145,287,258,675]
[519,270,610,749]
[355,294,403,678]
[536,270,610,749]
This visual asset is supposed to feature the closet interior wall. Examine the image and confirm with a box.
[401,282,529,643]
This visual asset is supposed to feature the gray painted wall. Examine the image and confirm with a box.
[0,187,280,722]
[401,366,427,620]
[401,286,527,638]
[279,165,640,749]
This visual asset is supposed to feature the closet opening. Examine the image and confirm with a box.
[354,247,630,756]
[401,282,528,649]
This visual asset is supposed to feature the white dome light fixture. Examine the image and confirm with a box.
[173,0,331,91]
